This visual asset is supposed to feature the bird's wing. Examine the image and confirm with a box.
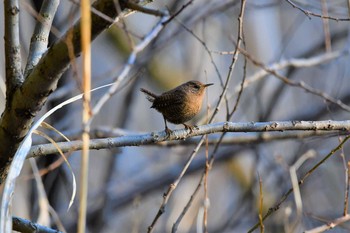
[152,89,184,109]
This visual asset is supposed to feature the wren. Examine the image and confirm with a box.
[140,80,213,136]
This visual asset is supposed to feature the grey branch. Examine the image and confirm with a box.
[304,214,350,233]
[12,216,62,233]
[24,0,60,76]
[0,0,127,181]
[29,120,350,157]
[4,0,23,99]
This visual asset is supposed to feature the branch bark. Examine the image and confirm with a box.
[24,0,60,76]
[4,0,23,104]
[29,120,350,157]
[0,0,127,182]
[12,216,62,233]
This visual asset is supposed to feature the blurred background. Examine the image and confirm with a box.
[1,0,350,232]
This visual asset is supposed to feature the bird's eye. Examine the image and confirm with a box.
[193,84,200,90]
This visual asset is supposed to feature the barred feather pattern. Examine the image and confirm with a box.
[140,88,157,102]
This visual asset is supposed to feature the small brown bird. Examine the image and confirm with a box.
[140,80,213,136]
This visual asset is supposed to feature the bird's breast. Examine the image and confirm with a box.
[161,94,203,124]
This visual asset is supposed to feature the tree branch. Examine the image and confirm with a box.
[24,0,60,76]
[4,0,23,104]
[29,120,350,157]
[304,214,350,233]
[12,216,62,233]
[0,0,128,181]
[285,0,350,21]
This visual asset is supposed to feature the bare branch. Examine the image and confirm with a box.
[239,48,350,112]
[29,120,350,157]
[258,173,264,233]
[122,1,167,17]
[0,0,128,181]
[12,216,62,233]
[304,214,350,233]
[285,0,350,21]
[89,13,170,127]
[248,135,350,233]
[24,0,60,76]
[147,1,247,231]
[288,150,316,232]
[4,0,23,102]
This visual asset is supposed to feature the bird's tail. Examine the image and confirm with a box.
[140,88,157,102]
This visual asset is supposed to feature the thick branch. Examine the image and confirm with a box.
[29,120,350,157]
[0,0,126,181]
[4,0,23,103]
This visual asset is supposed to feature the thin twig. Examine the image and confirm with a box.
[163,0,194,25]
[228,38,247,119]
[149,1,247,231]
[239,48,350,112]
[88,13,170,127]
[258,173,264,233]
[0,0,128,183]
[203,136,209,233]
[321,0,332,52]
[248,135,350,233]
[122,0,166,17]
[171,176,204,233]
[288,150,316,232]
[285,0,350,21]
[304,214,350,233]
[176,20,224,86]
[345,161,350,215]
[174,23,247,231]
[340,137,349,216]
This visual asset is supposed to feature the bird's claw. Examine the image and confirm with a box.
[183,123,196,133]
[164,127,173,138]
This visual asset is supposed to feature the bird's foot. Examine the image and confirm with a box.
[183,123,196,133]
[164,127,173,138]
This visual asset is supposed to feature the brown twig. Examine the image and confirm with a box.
[258,173,264,233]
[78,0,92,231]
[285,0,350,21]
[171,176,204,233]
[203,135,209,233]
[321,0,332,52]
[345,161,350,215]
[122,0,166,17]
[340,137,349,216]
[147,0,247,232]
[177,20,224,86]
[239,48,350,112]
[163,0,194,25]
[228,38,247,119]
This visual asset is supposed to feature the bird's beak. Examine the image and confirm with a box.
[204,83,214,87]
